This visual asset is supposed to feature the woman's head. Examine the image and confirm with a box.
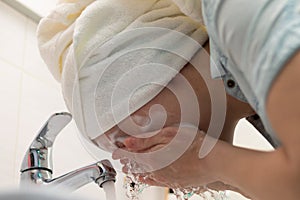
[37,0,254,155]
[92,42,255,152]
[92,47,207,151]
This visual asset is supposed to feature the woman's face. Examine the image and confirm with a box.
[93,58,213,152]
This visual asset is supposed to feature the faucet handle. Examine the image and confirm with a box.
[20,112,72,178]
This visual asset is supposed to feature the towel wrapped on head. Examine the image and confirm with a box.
[37,0,207,141]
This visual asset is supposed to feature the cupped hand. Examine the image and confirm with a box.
[113,126,250,198]
[112,126,221,189]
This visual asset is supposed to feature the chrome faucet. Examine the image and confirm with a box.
[20,112,116,191]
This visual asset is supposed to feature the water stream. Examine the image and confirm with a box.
[102,181,117,200]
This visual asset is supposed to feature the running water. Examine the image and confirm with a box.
[102,181,117,200]
[123,172,229,200]
[123,161,229,200]
[124,175,148,200]
[123,161,149,200]
[173,187,229,200]
[123,178,229,200]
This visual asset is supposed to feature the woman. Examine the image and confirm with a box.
[38,0,300,199]
[116,0,300,199]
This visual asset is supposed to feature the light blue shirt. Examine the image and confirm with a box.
[201,0,300,146]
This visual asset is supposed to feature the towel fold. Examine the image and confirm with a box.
[37,0,208,140]
[172,0,203,22]
[38,0,95,81]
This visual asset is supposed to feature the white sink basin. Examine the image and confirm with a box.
[0,188,92,200]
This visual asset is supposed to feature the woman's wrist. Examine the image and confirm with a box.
[202,139,266,189]
[200,139,234,183]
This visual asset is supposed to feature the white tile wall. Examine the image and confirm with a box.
[0,2,163,200]
[16,0,58,17]
[0,1,273,200]
[0,1,118,198]
[0,3,27,68]
[234,119,273,151]
[0,60,22,188]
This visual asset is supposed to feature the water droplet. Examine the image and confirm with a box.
[123,161,149,200]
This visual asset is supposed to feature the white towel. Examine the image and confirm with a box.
[172,0,203,22]
[38,0,95,81]
[37,0,208,140]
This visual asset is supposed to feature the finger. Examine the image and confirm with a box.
[138,176,167,187]
[141,144,166,153]
[120,158,129,165]
[112,149,124,160]
[122,164,143,174]
[124,127,178,150]
[122,165,129,174]
[122,162,150,174]
[112,149,134,160]
[113,149,155,173]
[133,171,168,186]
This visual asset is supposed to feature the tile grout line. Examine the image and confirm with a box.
[12,17,29,184]
[1,0,41,23]
[12,71,24,185]
[0,56,60,91]
[0,11,59,92]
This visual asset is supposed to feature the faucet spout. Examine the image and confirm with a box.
[20,112,116,191]
[47,159,116,191]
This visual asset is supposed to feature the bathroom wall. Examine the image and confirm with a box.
[0,1,273,200]
[0,2,167,199]
[16,0,57,17]
[0,1,124,199]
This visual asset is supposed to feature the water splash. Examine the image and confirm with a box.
[123,161,229,200]
[124,175,149,200]
[123,161,149,200]
[173,187,229,200]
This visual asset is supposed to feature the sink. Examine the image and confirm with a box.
[0,188,92,200]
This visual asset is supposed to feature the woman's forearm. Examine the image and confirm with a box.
[204,52,300,200]
[207,141,300,200]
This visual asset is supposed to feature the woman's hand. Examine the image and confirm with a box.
[112,126,211,188]
[112,126,237,191]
